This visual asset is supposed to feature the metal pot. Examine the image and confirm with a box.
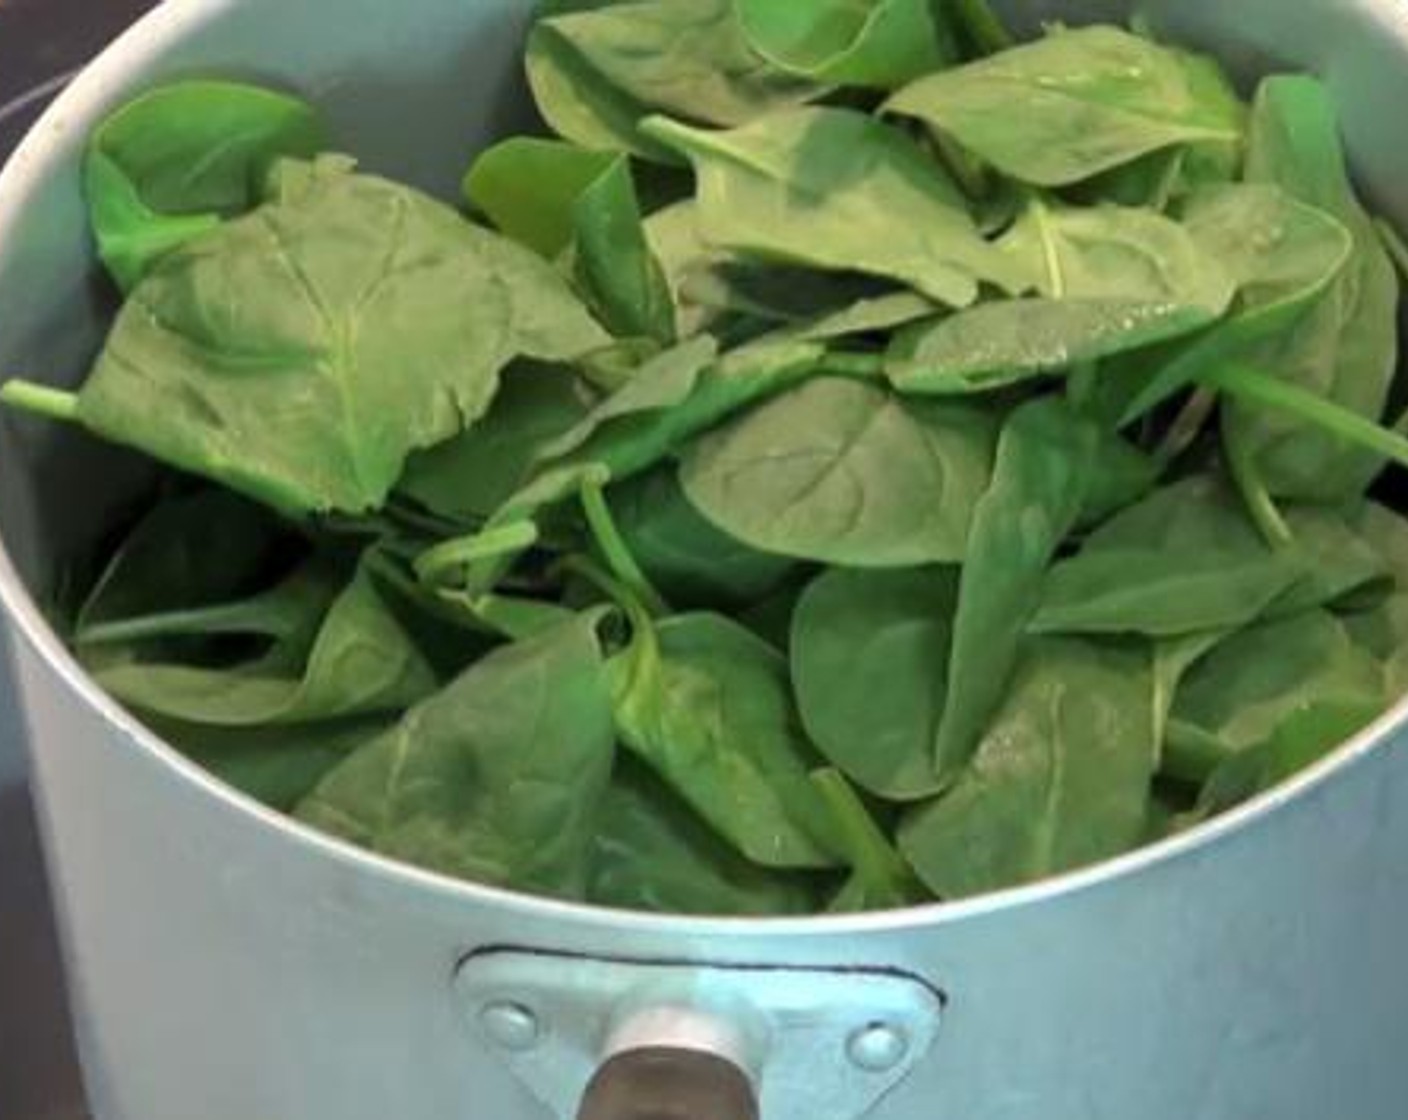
[3,1,1408,1118]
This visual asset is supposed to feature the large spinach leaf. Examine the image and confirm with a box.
[900,637,1157,899]
[68,160,607,515]
[643,107,1025,306]
[791,566,957,799]
[680,377,999,567]
[884,26,1242,186]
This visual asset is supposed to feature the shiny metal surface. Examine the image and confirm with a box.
[0,1,1407,1118]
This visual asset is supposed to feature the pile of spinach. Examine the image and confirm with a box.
[6,1,1408,915]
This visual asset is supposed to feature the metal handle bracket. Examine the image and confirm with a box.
[453,948,944,1120]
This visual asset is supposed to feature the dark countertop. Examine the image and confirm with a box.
[1,6,155,1119]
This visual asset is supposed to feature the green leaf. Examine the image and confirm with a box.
[811,769,928,912]
[538,334,719,463]
[607,612,843,868]
[297,613,616,898]
[1031,478,1302,638]
[642,107,1025,306]
[155,715,390,812]
[611,467,796,606]
[900,637,1157,899]
[74,488,294,639]
[572,157,677,343]
[791,567,957,799]
[398,363,596,523]
[1115,183,1353,424]
[1172,609,1385,754]
[87,81,326,289]
[888,197,1233,394]
[681,377,998,567]
[884,26,1242,187]
[462,137,617,258]
[588,759,818,915]
[73,160,607,515]
[94,558,438,727]
[1224,75,1401,502]
[934,397,1098,778]
[1344,504,1408,698]
[735,0,958,88]
[1191,698,1383,820]
[525,0,820,161]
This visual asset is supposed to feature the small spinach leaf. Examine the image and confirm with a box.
[900,637,1157,899]
[792,566,957,799]
[608,612,842,868]
[884,26,1241,187]
[589,759,819,915]
[735,0,958,88]
[681,377,999,567]
[87,81,326,288]
[297,613,615,898]
[934,397,1098,777]
[642,107,1025,306]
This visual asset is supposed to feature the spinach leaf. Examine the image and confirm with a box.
[155,715,390,812]
[611,467,796,606]
[884,26,1242,187]
[297,613,615,898]
[792,567,957,799]
[900,637,1157,899]
[589,759,819,915]
[642,107,1025,306]
[1189,698,1384,820]
[66,161,608,515]
[87,81,326,289]
[1225,75,1401,502]
[74,487,294,638]
[681,377,999,567]
[572,157,677,343]
[1172,610,1386,754]
[735,0,958,88]
[1033,478,1392,637]
[608,612,843,868]
[812,769,928,912]
[888,197,1233,394]
[398,364,596,523]
[463,137,617,258]
[934,397,1098,778]
[1115,183,1353,424]
[1344,504,1408,699]
[94,558,437,727]
[526,0,820,161]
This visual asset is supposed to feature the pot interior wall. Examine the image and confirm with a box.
[1,0,1407,613]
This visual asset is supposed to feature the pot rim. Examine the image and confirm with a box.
[1,0,1405,938]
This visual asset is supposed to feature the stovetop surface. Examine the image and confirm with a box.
[1,6,155,1119]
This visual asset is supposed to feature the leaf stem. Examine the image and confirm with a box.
[1374,216,1408,283]
[1201,363,1408,473]
[1152,388,1217,469]
[1222,422,1292,549]
[954,0,1015,54]
[0,379,80,423]
[579,467,669,617]
[414,521,540,589]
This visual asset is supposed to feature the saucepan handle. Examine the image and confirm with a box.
[577,1046,759,1120]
